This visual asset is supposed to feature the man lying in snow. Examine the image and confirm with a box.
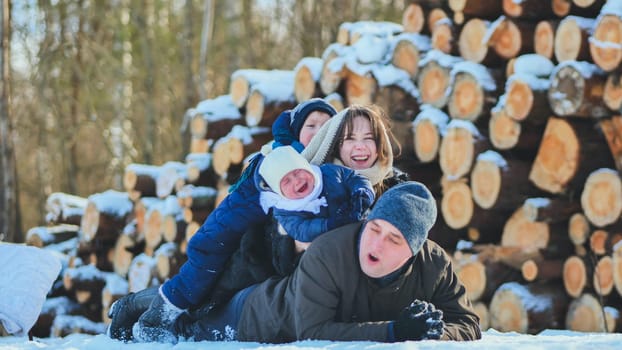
[0,243,61,337]
[117,181,481,343]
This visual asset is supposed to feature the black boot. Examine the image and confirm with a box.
[107,286,159,342]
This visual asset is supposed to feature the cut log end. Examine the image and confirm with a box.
[554,17,584,62]
[80,202,100,242]
[552,0,571,17]
[428,9,449,34]
[414,119,441,162]
[156,254,171,280]
[502,0,522,18]
[441,181,473,229]
[590,230,609,256]
[501,206,550,250]
[492,19,521,59]
[566,294,607,332]
[534,21,555,59]
[439,127,475,179]
[472,301,490,330]
[123,171,138,192]
[521,259,538,282]
[506,80,534,121]
[418,62,451,108]
[471,158,501,210]
[448,74,485,121]
[594,256,614,296]
[392,40,420,79]
[489,287,528,333]
[456,260,486,302]
[581,169,622,228]
[489,109,521,150]
[589,15,622,72]
[529,118,578,194]
[402,3,424,33]
[113,234,135,278]
[245,90,265,127]
[230,76,250,108]
[459,18,489,63]
[294,66,317,103]
[431,22,454,55]
[569,213,591,245]
[563,256,587,298]
[604,75,622,111]
[614,245,622,297]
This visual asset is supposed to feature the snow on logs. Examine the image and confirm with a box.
[27,5,622,336]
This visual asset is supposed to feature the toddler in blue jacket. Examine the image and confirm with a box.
[258,145,375,244]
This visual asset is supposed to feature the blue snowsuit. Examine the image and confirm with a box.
[160,157,268,309]
[272,163,374,242]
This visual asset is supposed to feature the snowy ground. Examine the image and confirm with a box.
[1,329,622,350]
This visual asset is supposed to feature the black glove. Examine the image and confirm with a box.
[133,287,185,343]
[393,299,445,341]
[107,286,159,342]
[350,188,374,221]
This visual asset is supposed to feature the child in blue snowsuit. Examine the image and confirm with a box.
[258,145,374,245]
[107,99,337,342]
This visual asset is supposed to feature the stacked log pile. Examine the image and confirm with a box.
[23,0,622,338]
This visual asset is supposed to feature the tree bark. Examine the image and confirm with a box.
[0,0,20,242]
[599,116,622,173]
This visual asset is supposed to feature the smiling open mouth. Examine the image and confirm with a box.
[297,183,308,193]
[368,253,378,262]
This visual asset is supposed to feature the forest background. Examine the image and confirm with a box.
[0,0,407,242]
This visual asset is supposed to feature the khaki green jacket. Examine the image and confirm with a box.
[238,222,481,343]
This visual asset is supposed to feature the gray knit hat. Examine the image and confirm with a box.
[366,181,437,254]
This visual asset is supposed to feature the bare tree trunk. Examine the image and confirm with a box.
[0,0,21,242]
[198,0,215,100]
[64,1,81,195]
[134,2,155,165]
[180,0,198,158]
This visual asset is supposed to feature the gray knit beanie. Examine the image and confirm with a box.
[366,181,437,255]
